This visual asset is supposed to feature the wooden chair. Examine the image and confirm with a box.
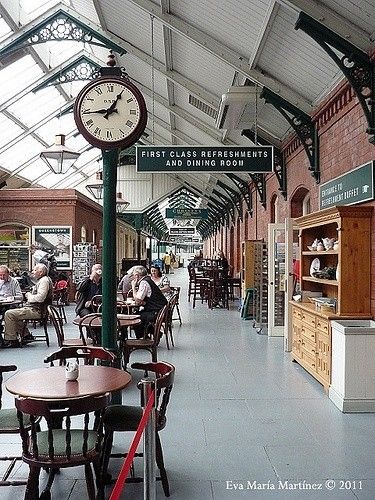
[0,365,29,487]
[51,287,68,323]
[163,292,179,350]
[16,393,110,499]
[169,286,182,325]
[47,305,87,348]
[44,345,116,367]
[122,305,168,370]
[99,361,175,498]
[90,294,103,312]
[77,313,104,346]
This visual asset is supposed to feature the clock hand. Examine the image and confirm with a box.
[104,89,125,119]
[82,109,108,115]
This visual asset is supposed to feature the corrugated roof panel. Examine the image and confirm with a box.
[101,0,166,66]
[172,36,234,97]
[172,0,269,57]
[323,0,375,34]
[258,6,340,102]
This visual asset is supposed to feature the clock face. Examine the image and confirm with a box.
[74,76,147,150]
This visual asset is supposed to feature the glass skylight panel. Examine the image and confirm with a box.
[0,136,43,172]
[20,0,63,20]
[0,115,24,149]
[18,161,50,182]
[0,55,43,104]
[0,17,12,41]
[56,172,84,189]
[7,87,66,127]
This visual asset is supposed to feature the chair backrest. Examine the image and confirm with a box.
[151,305,168,345]
[90,294,103,312]
[16,393,110,462]
[165,292,179,328]
[47,304,66,347]
[131,361,175,430]
[0,365,17,411]
[44,346,116,366]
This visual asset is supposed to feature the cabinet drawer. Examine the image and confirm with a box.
[292,307,302,320]
[300,336,316,357]
[301,311,316,329]
[301,348,316,371]
[316,317,329,335]
[301,325,316,343]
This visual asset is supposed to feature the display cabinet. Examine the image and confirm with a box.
[291,205,373,389]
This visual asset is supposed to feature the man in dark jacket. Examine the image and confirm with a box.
[131,265,167,339]
[75,264,102,317]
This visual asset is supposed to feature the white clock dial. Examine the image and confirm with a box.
[79,81,141,142]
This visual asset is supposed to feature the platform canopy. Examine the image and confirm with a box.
[0,0,373,235]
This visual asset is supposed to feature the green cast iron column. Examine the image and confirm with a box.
[101,148,119,349]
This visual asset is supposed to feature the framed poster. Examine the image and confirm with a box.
[32,226,72,270]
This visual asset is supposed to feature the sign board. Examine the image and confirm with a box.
[169,227,195,235]
[319,161,375,209]
[165,208,208,219]
[136,145,273,173]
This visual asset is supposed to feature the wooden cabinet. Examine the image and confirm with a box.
[291,205,373,389]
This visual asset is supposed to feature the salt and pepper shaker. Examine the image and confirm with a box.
[65,360,79,381]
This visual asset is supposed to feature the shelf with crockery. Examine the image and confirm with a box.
[291,205,373,390]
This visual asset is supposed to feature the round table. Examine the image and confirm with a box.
[6,365,132,399]
[73,314,141,328]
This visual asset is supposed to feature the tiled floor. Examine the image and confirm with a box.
[1,268,375,499]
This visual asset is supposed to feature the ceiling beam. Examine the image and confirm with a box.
[278,0,372,52]
[249,1,280,68]
[128,0,312,112]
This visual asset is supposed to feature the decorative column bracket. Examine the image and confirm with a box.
[211,191,236,224]
[225,173,253,214]
[33,56,101,92]
[216,180,243,221]
[261,87,320,183]
[249,173,267,208]
[242,129,287,200]
[296,12,375,144]
[215,182,243,221]
[0,8,125,59]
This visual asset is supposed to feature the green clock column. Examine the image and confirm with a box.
[101,148,119,350]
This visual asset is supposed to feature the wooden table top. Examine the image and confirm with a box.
[73,314,141,327]
[6,365,132,399]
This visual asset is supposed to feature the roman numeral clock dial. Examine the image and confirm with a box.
[74,76,147,150]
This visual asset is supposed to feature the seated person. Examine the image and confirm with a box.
[150,265,172,298]
[117,266,136,299]
[130,265,167,339]
[0,264,23,301]
[0,264,23,339]
[75,264,102,318]
[2,263,53,348]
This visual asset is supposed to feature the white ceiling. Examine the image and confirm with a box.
[0,0,374,228]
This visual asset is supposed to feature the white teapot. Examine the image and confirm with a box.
[65,360,79,381]
[322,237,335,250]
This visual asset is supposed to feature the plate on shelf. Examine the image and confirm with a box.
[310,257,321,277]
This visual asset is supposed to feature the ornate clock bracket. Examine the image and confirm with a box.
[296,12,375,144]
[261,87,320,183]
[0,8,125,59]
[33,56,101,92]
[242,130,287,200]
